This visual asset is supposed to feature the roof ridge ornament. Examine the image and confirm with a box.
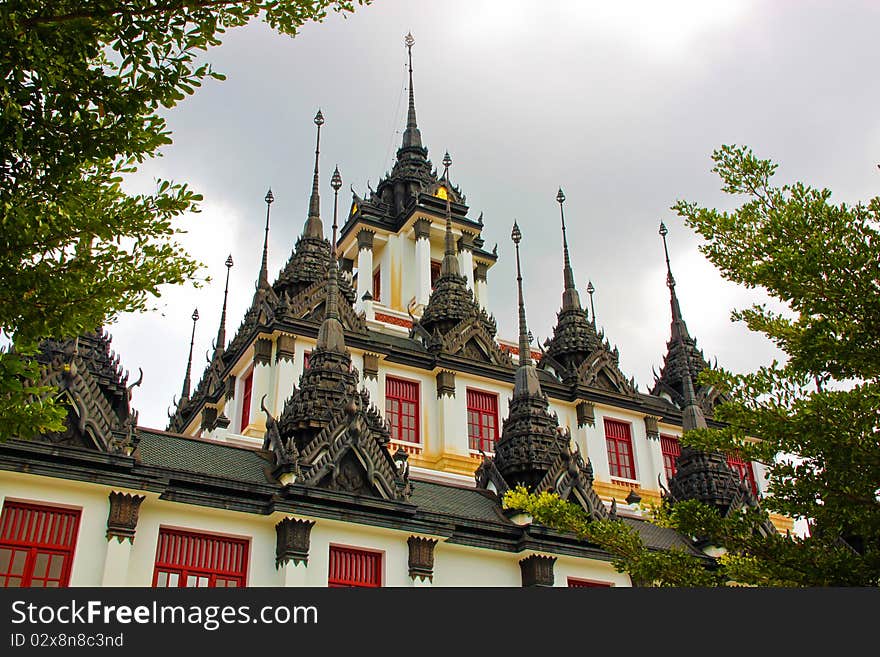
[214,255,233,358]
[556,187,582,311]
[440,152,460,277]
[402,32,423,151]
[304,110,325,239]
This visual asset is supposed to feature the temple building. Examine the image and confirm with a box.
[0,35,790,588]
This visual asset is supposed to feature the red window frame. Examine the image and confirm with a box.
[240,369,254,432]
[604,418,636,480]
[328,545,382,588]
[385,376,420,444]
[0,501,81,588]
[568,577,612,587]
[152,528,249,588]
[372,268,381,302]
[430,260,442,289]
[467,388,499,453]
[303,350,311,370]
[660,434,681,481]
[727,453,759,497]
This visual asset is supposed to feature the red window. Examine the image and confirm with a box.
[240,370,253,432]
[386,377,419,444]
[328,546,382,587]
[568,578,612,587]
[727,453,759,496]
[303,351,311,370]
[153,528,248,588]
[467,389,499,453]
[660,434,681,480]
[605,418,636,480]
[0,501,80,588]
[430,260,442,289]
[372,268,381,302]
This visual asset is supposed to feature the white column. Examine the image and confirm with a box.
[355,229,374,312]
[248,338,274,435]
[585,411,611,482]
[436,373,470,456]
[474,263,488,309]
[274,357,297,416]
[459,246,474,292]
[413,219,432,307]
[280,562,309,587]
[101,540,133,586]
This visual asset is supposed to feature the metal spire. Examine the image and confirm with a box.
[586,280,596,326]
[331,166,342,255]
[402,32,423,150]
[215,255,233,356]
[679,349,707,432]
[659,221,689,341]
[556,188,582,310]
[181,308,199,400]
[511,221,531,368]
[440,151,460,276]
[316,166,345,353]
[259,188,273,288]
[304,110,325,238]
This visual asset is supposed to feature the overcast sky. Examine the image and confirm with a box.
[115,0,880,429]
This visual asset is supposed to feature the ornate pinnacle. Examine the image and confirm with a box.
[659,221,674,289]
[586,280,596,326]
[181,308,199,401]
[659,220,688,341]
[330,166,342,257]
[304,110,324,238]
[214,255,233,356]
[556,187,578,306]
[402,32,422,150]
[511,221,531,367]
[440,152,460,276]
[259,188,273,287]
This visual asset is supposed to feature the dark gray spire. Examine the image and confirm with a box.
[556,188,581,311]
[304,110,324,239]
[511,222,541,397]
[586,280,596,325]
[215,255,233,357]
[402,32,423,150]
[659,221,690,343]
[679,347,707,433]
[316,166,344,354]
[181,308,199,400]
[440,152,460,277]
[259,189,273,288]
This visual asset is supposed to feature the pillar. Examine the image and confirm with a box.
[413,218,432,307]
[474,262,489,309]
[435,371,469,457]
[102,492,145,587]
[356,229,374,312]
[458,231,475,292]
[247,336,274,435]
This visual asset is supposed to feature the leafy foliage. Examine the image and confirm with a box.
[0,1,366,439]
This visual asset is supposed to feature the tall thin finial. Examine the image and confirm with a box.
[259,189,274,287]
[679,340,707,432]
[440,152,460,276]
[586,280,596,326]
[401,32,423,150]
[659,221,688,339]
[304,110,325,238]
[331,166,342,256]
[216,254,233,355]
[181,308,199,400]
[511,221,531,367]
[557,188,581,310]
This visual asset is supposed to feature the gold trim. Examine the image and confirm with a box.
[420,452,482,476]
[593,480,662,507]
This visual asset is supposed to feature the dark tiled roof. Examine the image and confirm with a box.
[623,516,704,555]
[137,429,272,484]
[410,481,509,524]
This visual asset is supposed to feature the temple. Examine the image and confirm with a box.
[0,34,790,588]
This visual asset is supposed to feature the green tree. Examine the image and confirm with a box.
[506,145,880,586]
[0,1,366,439]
